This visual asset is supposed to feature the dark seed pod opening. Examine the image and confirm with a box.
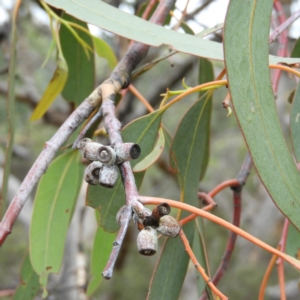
[84,161,103,185]
[157,203,171,216]
[130,144,141,159]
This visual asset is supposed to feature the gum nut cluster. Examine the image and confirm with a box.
[136,203,181,256]
[77,138,141,188]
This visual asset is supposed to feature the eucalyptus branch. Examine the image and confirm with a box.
[0,0,175,246]
[269,7,300,44]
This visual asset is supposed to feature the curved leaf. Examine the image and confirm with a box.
[87,226,117,296]
[60,14,95,106]
[86,110,163,232]
[224,0,300,230]
[44,0,300,65]
[93,36,117,70]
[30,56,68,121]
[30,151,84,289]
[133,127,165,172]
[13,254,40,300]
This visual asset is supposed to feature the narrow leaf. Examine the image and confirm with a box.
[13,254,40,300]
[87,226,117,296]
[148,225,193,300]
[30,151,84,289]
[224,0,300,231]
[86,110,163,232]
[149,60,213,299]
[286,223,300,259]
[30,56,68,121]
[291,82,300,162]
[93,36,118,70]
[44,0,300,65]
[194,219,213,299]
[60,14,95,106]
[133,127,165,172]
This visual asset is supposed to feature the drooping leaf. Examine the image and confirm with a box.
[224,0,300,231]
[30,151,84,290]
[147,227,193,300]
[44,0,300,65]
[13,254,40,300]
[133,127,165,172]
[286,223,300,259]
[87,226,117,296]
[86,110,163,232]
[93,36,117,70]
[198,58,213,180]
[30,56,68,121]
[291,82,300,162]
[60,14,95,106]
[149,60,213,300]
[291,37,300,58]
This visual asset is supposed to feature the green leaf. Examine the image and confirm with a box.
[193,219,213,299]
[147,226,193,300]
[198,58,213,180]
[291,38,300,58]
[93,36,117,70]
[224,0,300,231]
[13,254,40,300]
[148,60,213,300]
[133,127,165,172]
[286,223,300,259]
[44,0,300,65]
[30,151,84,289]
[291,82,300,162]
[86,110,163,232]
[30,56,68,121]
[60,14,95,106]
[87,226,117,296]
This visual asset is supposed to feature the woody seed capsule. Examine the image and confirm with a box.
[137,227,158,256]
[97,146,116,166]
[84,161,103,185]
[99,165,118,188]
[114,143,141,164]
[156,215,181,238]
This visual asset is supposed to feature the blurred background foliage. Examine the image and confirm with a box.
[0,0,299,299]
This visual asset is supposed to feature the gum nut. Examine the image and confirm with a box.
[137,227,158,256]
[156,215,181,238]
[84,161,102,185]
[99,165,118,188]
[97,146,116,166]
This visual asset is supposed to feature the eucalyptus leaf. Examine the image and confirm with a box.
[44,0,300,65]
[30,151,84,289]
[224,0,300,230]
[60,14,95,106]
[13,254,40,300]
[149,59,213,299]
[87,226,117,296]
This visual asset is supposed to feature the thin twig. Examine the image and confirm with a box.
[102,205,132,279]
[276,218,289,300]
[179,229,229,300]
[128,84,154,113]
[258,246,280,300]
[269,7,300,44]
